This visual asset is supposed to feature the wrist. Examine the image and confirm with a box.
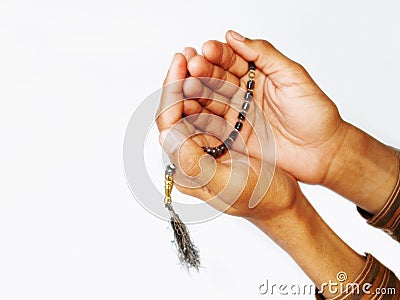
[322,122,399,214]
[246,182,309,245]
[249,191,365,298]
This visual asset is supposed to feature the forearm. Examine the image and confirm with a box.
[323,122,399,215]
[248,191,365,299]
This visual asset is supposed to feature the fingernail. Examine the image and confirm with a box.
[230,30,245,42]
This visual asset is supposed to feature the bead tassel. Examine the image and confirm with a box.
[165,202,200,270]
[164,164,200,270]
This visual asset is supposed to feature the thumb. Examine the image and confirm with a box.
[159,127,231,195]
[225,30,297,77]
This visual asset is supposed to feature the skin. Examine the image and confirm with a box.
[157,53,296,218]
[156,31,398,298]
[182,35,343,185]
[157,53,364,299]
[182,30,399,215]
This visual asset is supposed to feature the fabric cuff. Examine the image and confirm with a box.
[315,253,399,299]
[357,149,400,242]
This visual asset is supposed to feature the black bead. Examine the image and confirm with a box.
[235,121,243,131]
[247,80,255,90]
[206,147,212,154]
[238,111,246,120]
[224,138,233,149]
[248,61,256,71]
[244,91,253,101]
[214,148,222,158]
[242,101,250,111]
[218,143,226,153]
[229,130,238,140]
[211,148,217,157]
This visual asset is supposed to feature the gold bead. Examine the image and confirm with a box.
[164,196,172,205]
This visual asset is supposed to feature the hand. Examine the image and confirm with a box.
[156,54,366,299]
[183,30,350,184]
[156,53,300,224]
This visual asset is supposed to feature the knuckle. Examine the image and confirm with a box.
[255,39,273,51]
[290,62,310,78]
[260,39,273,48]
[294,62,307,73]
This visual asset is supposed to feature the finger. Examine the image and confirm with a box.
[178,119,223,149]
[181,81,257,149]
[183,106,231,142]
[170,146,253,215]
[182,100,256,158]
[182,76,230,117]
[160,127,232,194]
[190,131,222,148]
[177,153,254,211]
[182,47,197,62]
[156,53,187,133]
[187,54,240,98]
[225,30,296,78]
[182,98,203,116]
[202,40,249,78]
[182,80,253,129]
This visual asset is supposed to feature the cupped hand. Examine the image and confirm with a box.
[156,53,301,224]
[183,30,350,184]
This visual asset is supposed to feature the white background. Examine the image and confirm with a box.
[1,0,400,299]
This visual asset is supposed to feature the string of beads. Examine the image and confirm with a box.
[202,61,256,158]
